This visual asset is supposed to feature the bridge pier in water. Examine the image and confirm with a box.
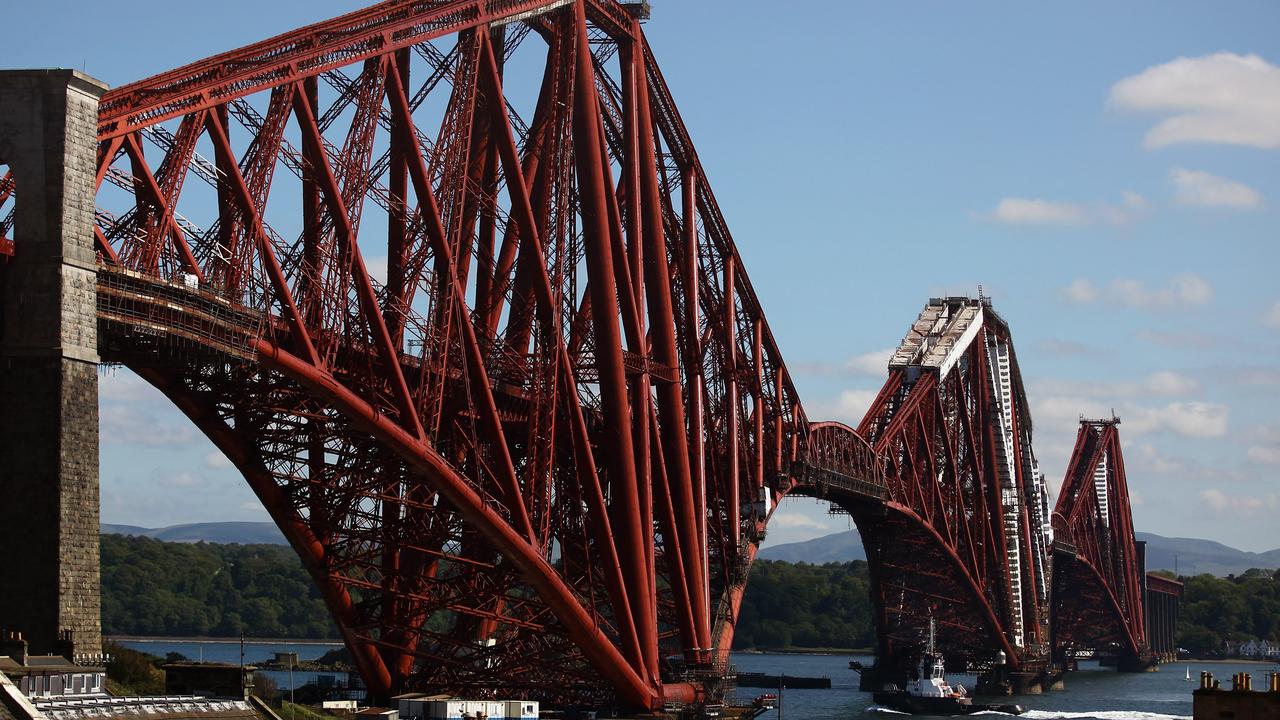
[0,69,108,658]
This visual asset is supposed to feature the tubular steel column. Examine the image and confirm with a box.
[0,69,109,658]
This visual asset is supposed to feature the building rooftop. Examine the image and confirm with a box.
[36,696,267,720]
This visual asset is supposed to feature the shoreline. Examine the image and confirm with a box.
[109,636,342,645]
[1181,658,1280,666]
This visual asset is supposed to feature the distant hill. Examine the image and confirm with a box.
[759,529,866,563]
[1137,532,1280,577]
[101,521,287,545]
[760,528,1279,577]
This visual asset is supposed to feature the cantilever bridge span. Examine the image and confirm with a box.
[0,0,1170,711]
[792,297,1056,690]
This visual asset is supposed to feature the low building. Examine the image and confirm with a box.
[395,694,537,720]
[0,630,271,720]
[0,634,105,702]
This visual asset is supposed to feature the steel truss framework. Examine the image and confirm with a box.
[34,0,808,710]
[793,301,1053,681]
[0,0,1169,707]
[1050,419,1147,664]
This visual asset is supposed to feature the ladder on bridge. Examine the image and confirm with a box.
[987,336,1026,649]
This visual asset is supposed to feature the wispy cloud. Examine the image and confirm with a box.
[1033,338,1100,356]
[1200,488,1279,517]
[1061,274,1212,310]
[769,511,835,531]
[205,452,233,469]
[1246,425,1280,466]
[810,389,879,427]
[1136,328,1217,349]
[1030,371,1199,399]
[989,198,1086,226]
[1109,52,1280,149]
[984,192,1148,227]
[1033,396,1227,438]
[1170,167,1263,209]
[1061,278,1100,304]
[1263,300,1280,330]
[101,405,197,446]
[843,348,894,376]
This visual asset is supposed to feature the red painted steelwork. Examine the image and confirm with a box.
[87,0,804,709]
[792,300,1053,684]
[1051,419,1148,665]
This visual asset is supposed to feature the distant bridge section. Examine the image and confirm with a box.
[794,296,1055,691]
[1050,418,1154,670]
[1145,571,1183,663]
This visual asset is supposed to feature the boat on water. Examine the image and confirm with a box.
[735,671,831,689]
[870,619,1025,716]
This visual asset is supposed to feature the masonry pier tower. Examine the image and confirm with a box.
[0,69,108,658]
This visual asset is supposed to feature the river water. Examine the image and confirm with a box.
[731,652,1273,720]
[117,640,1275,720]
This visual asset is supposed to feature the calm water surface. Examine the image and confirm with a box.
[731,652,1276,720]
[117,641,1276,720]
[115,639,346,689]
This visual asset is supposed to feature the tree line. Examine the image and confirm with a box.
[101,534,336,638]
[102,535,1279,655]
[1173,568,1280,655]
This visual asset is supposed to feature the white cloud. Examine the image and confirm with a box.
[989,198,1086,226]
[843,348,894,376]
[1199,488,1279,517]
[768,511,834,531]
[1136,329,1216,349]
[1248,446,1280,465]
[1031,371,1199,398]
[1034,338,1097,356]
[1263,300,1280,330]
[1200,488,1229,511]
[1109,52,1280,149]
[1099,191,1152,225]
[154,470,204,488]
[205,451,233,469]
[1170,167,1263,209]
[101,405,197,446]
[1133,444,1183,474]
[1247,424,1280,465]
[365,255,388,286]
[100,370,159,402]
[1109,274,1213,310]
[1062,275,1212,310]
[986,192,1149,227]
[1157,402,1228,438]
[1142,371,1199,396]
[1062,278,1099,304]
[1032,396,1227,438]
[827,389,879,426]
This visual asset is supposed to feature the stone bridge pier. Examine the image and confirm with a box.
[0,69,108,658]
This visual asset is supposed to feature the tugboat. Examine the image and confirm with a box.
[871,619,1025,716]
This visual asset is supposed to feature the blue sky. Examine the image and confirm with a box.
[9,1,1279,552]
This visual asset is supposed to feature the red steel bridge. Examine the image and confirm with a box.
[0,0,1178,712]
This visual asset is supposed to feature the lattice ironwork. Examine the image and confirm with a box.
[86,0,805,710]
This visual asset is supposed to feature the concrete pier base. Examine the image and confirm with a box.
[0,69,109,659]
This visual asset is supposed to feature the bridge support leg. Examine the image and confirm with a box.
[0,70,109,659]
